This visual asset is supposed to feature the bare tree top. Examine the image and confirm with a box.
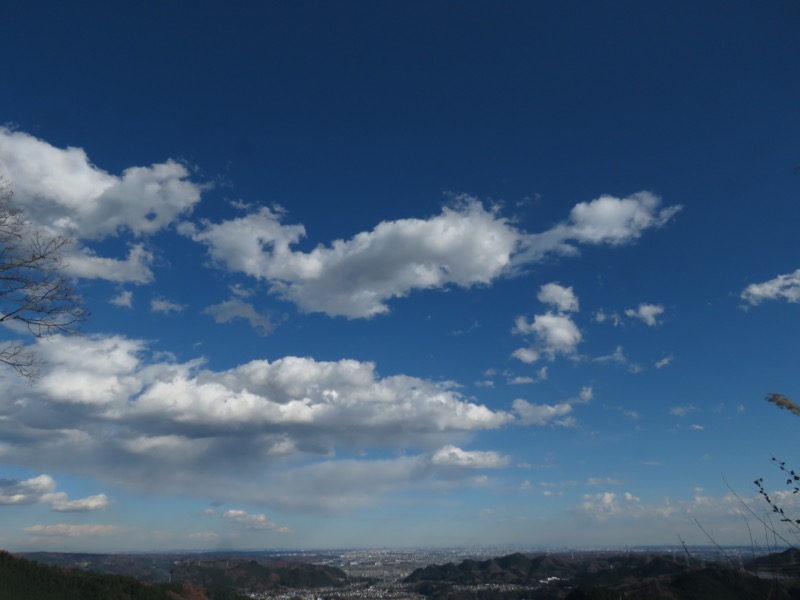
[0,179,86,379]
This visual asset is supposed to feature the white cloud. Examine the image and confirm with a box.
[0,475,108,512]
[514,312,582,359]
[507,376,536,385]
[203,298,273,336]
[130,355,513,436]
[625,303,664,326]
[669,405,696,417]
[109,290,134,309]
[537,283,578,312]
[50,494,110,512]
[151,298,185,314]
[594,346,641,374]
[189,193,679,318]
[506,366,548,385]
[23,524,119,537]
[0,128,201,239]
[594,309,622,326]
[66,243,155,284]
[512,399,573,426]
[0,128,203,283]
[511,347,539,364]
[0,333,516,512]
[515,192,681,264]
[741,269,800,305]
[576,491,625,522]
[569,489,780,543]
[224,509,289,533]
[0,474,56,505]
[34,335,145,406]
[655,355,673,369]
[578,386,593,403]
[429,445,510,469]
[189,199,521,318]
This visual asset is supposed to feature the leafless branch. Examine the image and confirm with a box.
[0,179,86,380]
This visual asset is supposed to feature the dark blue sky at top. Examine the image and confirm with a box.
[7,2,797,208]
[6,10,793,256]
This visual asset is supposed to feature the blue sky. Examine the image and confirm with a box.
[1,1,799,552]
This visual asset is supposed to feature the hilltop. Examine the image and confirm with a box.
[404,550,800,599]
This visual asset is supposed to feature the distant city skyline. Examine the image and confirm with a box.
[1,1,799,552]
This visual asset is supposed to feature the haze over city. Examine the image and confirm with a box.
[1,1,799,553]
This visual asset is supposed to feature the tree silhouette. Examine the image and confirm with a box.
[0,179,85,379]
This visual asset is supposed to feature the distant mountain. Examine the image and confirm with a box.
[744,547,800,578]
[169,556,350,594]
[405,551,800,599]
[1,550,350,599]
[0,550,225,600]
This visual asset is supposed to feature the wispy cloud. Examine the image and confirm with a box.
[150,298,185,314]
[203,297,273,336]
[741,269,800,305]
[24,524,119,537]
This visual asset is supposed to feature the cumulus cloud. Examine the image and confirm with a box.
[575,492,639,522]
[0,127,203,283]
[203,298,273,336]
[537,283,579,312]
[512,283,584,364]
[188,199,521,318]
[625,303,664,326]
[513,312,582,361]
[188,193,679,318]
[0,475,109,512]
[0,334,515,512]
[511,347,539,364]
[34,335,146,406]
[0,475,57,506]
[741,269,800,305]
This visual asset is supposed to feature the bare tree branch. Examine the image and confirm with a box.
[0,178,86,379]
